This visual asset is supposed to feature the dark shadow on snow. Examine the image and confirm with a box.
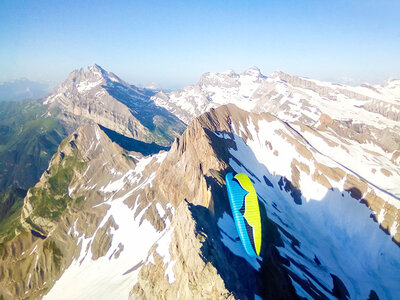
[184,132,299,299]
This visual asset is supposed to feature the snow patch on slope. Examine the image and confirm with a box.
[155,227,176,284]
[44,195,159,300]
[44,153,171,299]
[99,153,163,194]
[77,79,103,93]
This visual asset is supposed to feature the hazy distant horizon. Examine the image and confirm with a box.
[2,64,398,92]
[1,1,399,89]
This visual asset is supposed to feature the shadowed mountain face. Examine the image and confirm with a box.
[45,64,186,146]
[98,124,169,156]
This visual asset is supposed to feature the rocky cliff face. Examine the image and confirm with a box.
[45,65,185,146]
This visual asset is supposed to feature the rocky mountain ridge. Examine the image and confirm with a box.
[152,67,400,125]
[45,64,185,146]
[0,64,184,261]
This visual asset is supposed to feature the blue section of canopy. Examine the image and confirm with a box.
[225,172,257,257]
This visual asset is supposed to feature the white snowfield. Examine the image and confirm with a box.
[216,116,400,299]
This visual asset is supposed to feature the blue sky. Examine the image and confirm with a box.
[1,0,399,88]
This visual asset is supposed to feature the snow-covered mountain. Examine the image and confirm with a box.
[153,68,400,199]
[152,67,266,124]
[0,66,399,300]
[152,67,400,125]
[45,64,185,146]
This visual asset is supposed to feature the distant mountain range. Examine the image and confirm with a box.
[0,65,399,300]
[153,66,400,124]
[0,78,50,102]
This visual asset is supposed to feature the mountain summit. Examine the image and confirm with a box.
[44,64,185,146]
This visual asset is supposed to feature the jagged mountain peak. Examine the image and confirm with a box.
[152,67,269,124]
[48,64,159,106]
[268,70,292,80]
[241,66,265,79]
[20,123,136,236]
[198,67,266,86]
[61,64,126,93]
[89,63,104,72]
[152,103,400,299]
[198,69,239,87]
[83,64,106,76]
[1,122,162,299]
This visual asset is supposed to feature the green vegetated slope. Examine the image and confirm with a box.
[26,152,86,230]
[0,188,25,245]
[0,99,67,243]
[0,142,86,247]
[0,145,88,299]
[0,100,67,192]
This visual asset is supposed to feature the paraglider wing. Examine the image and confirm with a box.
[225,172,262,257]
